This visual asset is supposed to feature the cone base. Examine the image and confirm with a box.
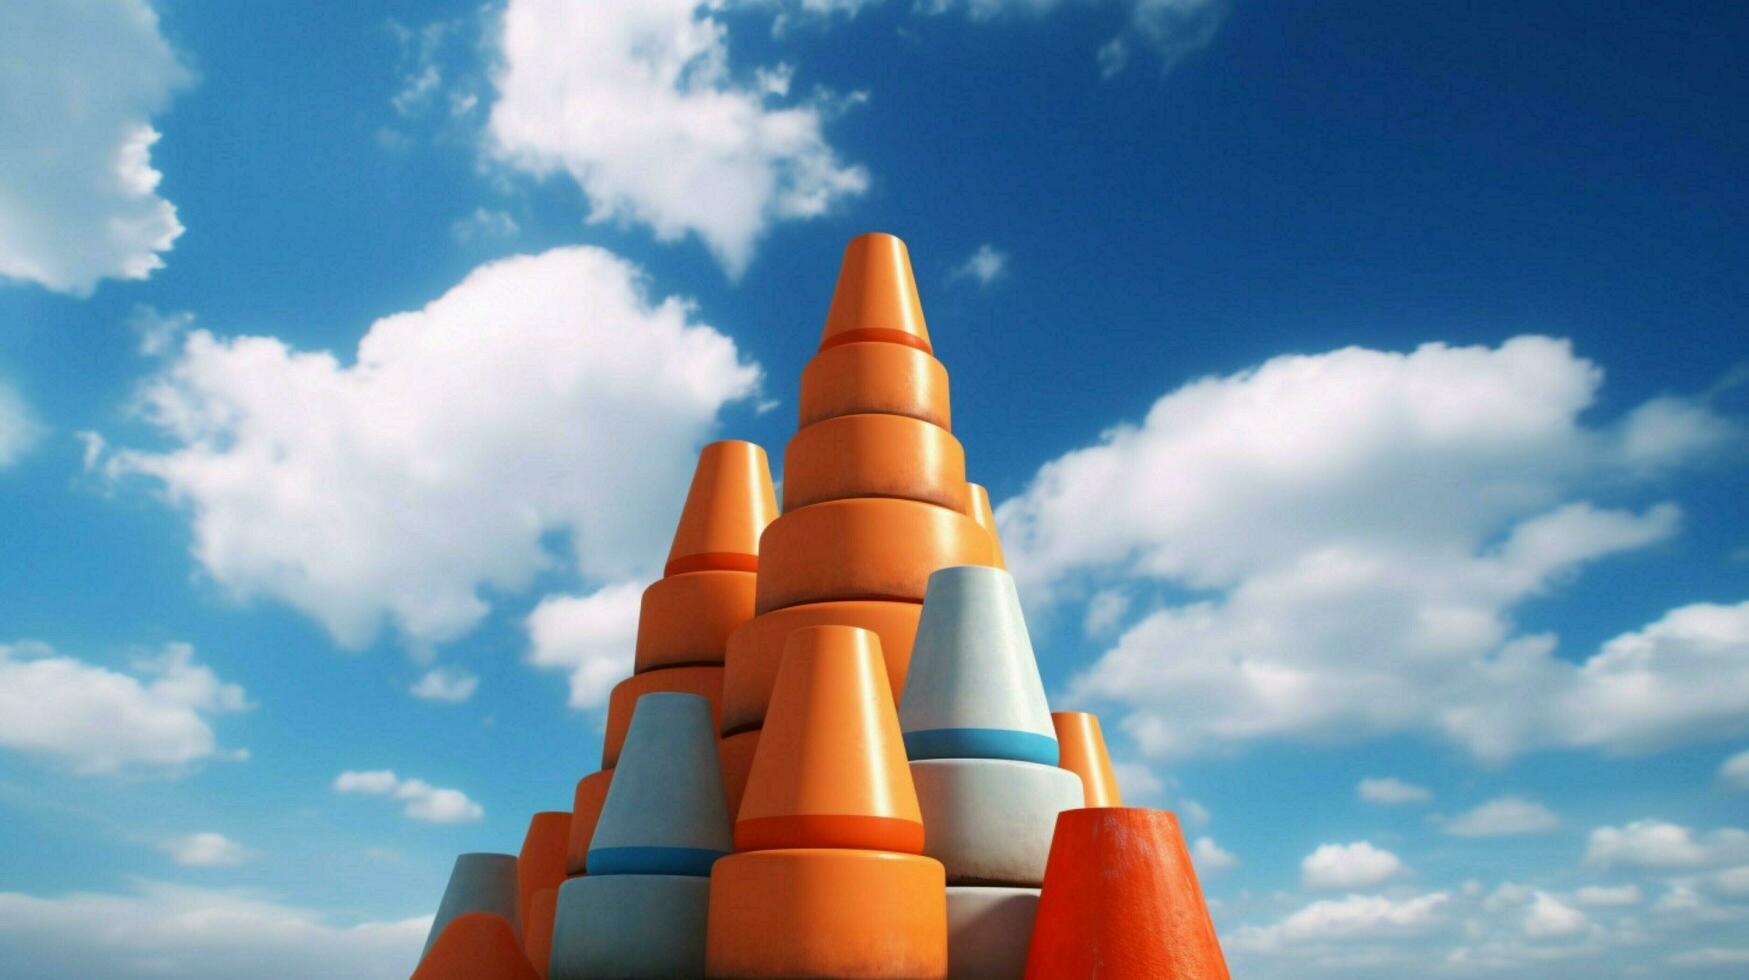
[722,600,921,735]
[634,571,756,672]
[549,874,710,980]
[414,912,539,980]
[564,771,613,876]
[948,886,1039,980]
[707,848,947,979]
[754,498,993,614]
[912,759,1083,886]
[424,853,520,958]
[602,666,724,768]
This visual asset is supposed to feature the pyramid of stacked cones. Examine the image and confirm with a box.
[413,233,1229,979]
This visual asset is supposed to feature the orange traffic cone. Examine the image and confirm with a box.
[755,498,992,613]
[413,911,540,980]
[721,599,923,735]
[517,812,570,928]
[799,339,952,431]
[601,666,723,768]
[1051,711,1123,806]
[964,483,1007,569]
[782,413,969,513]
[718,728,760,822]
[565,770,614,876]
[818,232,932,353]
[633,570,756,672]
[524,887,557,979]
[664,440,778,577]
[1024,808,1228,979]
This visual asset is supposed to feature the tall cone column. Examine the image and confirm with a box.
[722,232,995,820]
[708,626,948,978]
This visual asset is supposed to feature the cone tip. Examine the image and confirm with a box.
[820,233,931,354]
[665,439,778,576]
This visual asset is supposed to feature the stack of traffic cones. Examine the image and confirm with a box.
[415,853,534,978]
[719,232,998,821]
[899,565,1084,979]
[708,626,948,978]
[550,693,732,977]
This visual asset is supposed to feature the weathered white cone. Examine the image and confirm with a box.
[422,852,520,958]
[911,758,1083,885]
[548,875,711,979]
[587,692,733,875]
[900,566,1056,765]
[948,886,1040,980]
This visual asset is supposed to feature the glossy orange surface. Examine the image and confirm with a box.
[707,848,948,979]
[721,600,922,735]
[782,413,967,513]
[963,483,1007,569]
[564,769,614,876]
[819,233,932,355]
[412,912,540,980]
[665,440,778,577]
[601,667,724,769]
[633,570,756,672]
[523,887,557,980]
[755,499,993,614]
[799,341,952,432]
[718,728,761,823]
[1051,711,1123,807]
[516,812,571,929]
[1025,808,1229,979]
[735,626,924,853]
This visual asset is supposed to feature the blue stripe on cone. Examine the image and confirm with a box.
[903,728,1060,766]
[585,845,727,877]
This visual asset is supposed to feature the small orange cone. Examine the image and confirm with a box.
[412,911,540,980]
[632,570,755,672]
[1052,711,1123,807]
[782,413,968,513]
[964,483,1007,569]
[565,770,614,876]
[1024,808,1228,979]
[721,599,923,735]
[601,666,723,768]
[755,498,992,613]
[819,233,932,354]
[734,626,925,853]
[517,812,571,927]
[523,887,557,979]
[664,440,778,577]
[718,728,760,821]
[799,341,952,431]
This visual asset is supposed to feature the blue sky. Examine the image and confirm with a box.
[2,1,1747,976]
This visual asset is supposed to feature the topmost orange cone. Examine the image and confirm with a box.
[663,440,778,577]
[819,233,932,354]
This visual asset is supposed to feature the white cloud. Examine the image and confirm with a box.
[1671,948,1749,968]
[525,581,643,710]
[1721,749,1749,790]
[129,304,194,357]
[1445,796,1559,837]
[0,641,248,774]
[1523,890,1588,938]
[0,0,191,294]
[1574,884,1641,907]
[162,832,249,868]
[0,381,43,467]
[1357,777,1432,806]
[1584,820,1749,871]
[997,337,1739,760]
[486,0,868,275]
[333,770,483,823]
[950,244,1008,286]
[1301,841,1407,890]
[1099,0,1227,79]
[450,207,519,243]
[1192,835,1236,871]
[409,667,478,703]
[105,246,759,648]
[0,881,426,980]
[1082,587,1131,636]
[1232,891,1449,951]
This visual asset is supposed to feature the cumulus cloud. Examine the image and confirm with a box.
[525,581,643,710]
[486,0,868,275]
[409,667,478,703]
[1574,885,1641,907]
[1301,841,1407,890]
[1444,796,1559,837]
[1584,820,1749,871]
[0,0,191,294]
[1192,835,1237,871]
[1721,749,1749,790]
[450,207,519,244]
[996,336,1739,760]
[333,770,483,823]
[1096,0,1227,79]
[1522,890,1588,938]
[0,641,248,773]
[1357,777,1432,805]
[161,832,249,868]
[0,881,426,980]
[104,246,759,648]
[0,381,43,467]
[950,244,1008,286]
[1232,891,1449,952]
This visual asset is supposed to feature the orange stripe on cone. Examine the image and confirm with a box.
[412,912,540,980]
[601,667,723,769]
[755,498,992,614]
[721,600,923,736]
[564,770,613,877]
[707,848,948,979]
[735,626,924,854]
[799,341,952,432]
[782,414,968,513]
[1051,711,1123,807]
[819,233,932,354]
[664,440,777,578]
[1024,808,1228,979]
[632,570,755,672]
